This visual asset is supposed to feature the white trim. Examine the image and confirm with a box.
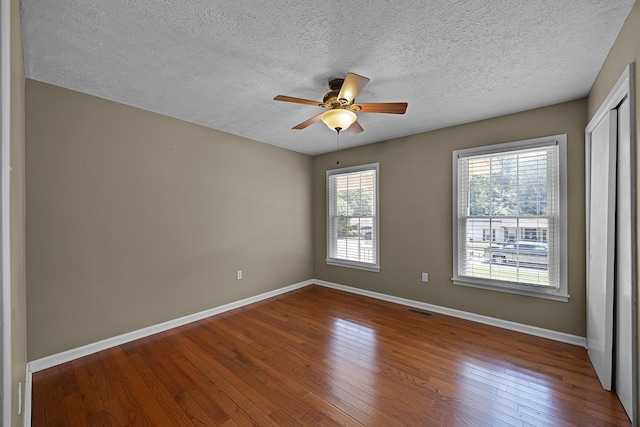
[326,162,380,272]
[587,65,633,132]
[314,279,586,347]
[452,279,569,302]
[1,0,12,424]
[22,370,30,427]
[26,280,313,373]
[326,259,380,273]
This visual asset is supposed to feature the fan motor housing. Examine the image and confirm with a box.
[328,78,344,91]
[322,90,341,107]
[324,79,351,108]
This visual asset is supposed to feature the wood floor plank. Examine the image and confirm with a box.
[121,347,201,426]
[41,366,69,426]
[225,309,445,425]
[226,327,397,426]
[69,358,105,420]
[169,327,288,427]
[98,347,160,426]
[31,285,632,426]
[82,353,130,426]
[227,313,402,425]
[31,371,48,427]
[63,393,89,427]
[135,332,248,425]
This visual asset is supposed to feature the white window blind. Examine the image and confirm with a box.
[327,163,379,272]
[453,136,568,301]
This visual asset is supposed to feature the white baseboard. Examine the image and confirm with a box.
[27,279,313,374]
[314,279,587,347]
[27,277,586,372]
[23,277,586,427]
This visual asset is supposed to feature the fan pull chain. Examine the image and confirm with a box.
[335,128,341,165]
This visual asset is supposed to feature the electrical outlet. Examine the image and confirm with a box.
[236,270,243,280]
[421,272,428,282]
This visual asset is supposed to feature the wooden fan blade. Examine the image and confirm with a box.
[355,102,408,114]
[274,95,324,107]
[338,73,370,104]
[347,121,364,134]
[292,113,322,130]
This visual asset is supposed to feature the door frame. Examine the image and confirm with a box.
[1,0,11,423]
[0,0,12,423]
[585,62,637,425]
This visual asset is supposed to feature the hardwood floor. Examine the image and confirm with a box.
[32,285,631,426]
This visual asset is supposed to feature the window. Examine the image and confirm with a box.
[452,135,568,301]
[327,163,379,272]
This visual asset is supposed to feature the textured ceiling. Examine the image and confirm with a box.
[22,0,634,155]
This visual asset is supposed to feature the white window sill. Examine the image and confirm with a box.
[327,259,380,273]
[452,277,569,302]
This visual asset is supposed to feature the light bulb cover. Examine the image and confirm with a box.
[321,109,357,131]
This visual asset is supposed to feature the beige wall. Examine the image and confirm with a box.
[587,0,640,416]
[25,80,314,360]
[10,0,27,424]
[314,99,587,336]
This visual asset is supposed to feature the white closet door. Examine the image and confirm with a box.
[615,97,633,418]
[586,109,617,391]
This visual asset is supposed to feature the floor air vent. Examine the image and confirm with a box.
[407,308,433,317]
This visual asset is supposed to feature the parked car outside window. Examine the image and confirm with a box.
[483,241,548,266]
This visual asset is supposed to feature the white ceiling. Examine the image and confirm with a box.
[21,1,634,156]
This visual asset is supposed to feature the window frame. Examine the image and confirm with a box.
[326,163,380,272]
[452,135,569,302]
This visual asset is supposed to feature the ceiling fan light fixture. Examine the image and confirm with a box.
[274,73,406,133]
[321,109,357,131]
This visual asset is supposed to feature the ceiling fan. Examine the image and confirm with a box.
[274,73,408,134]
